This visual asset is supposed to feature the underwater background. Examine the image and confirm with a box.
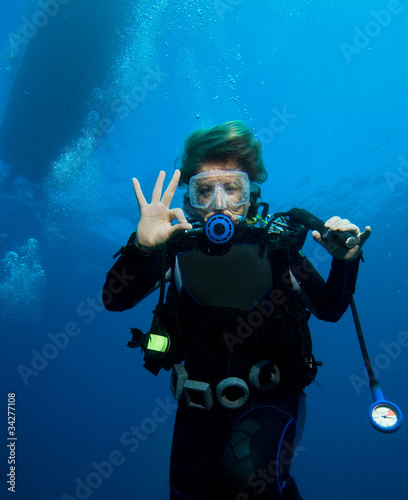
[1,0,407,498]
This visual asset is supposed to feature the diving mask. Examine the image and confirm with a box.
[189,170,250,212]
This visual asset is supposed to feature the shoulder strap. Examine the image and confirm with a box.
[264,215,320,388]
[266,212,308,252]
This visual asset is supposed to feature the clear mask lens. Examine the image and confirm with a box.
[189,171,250,210]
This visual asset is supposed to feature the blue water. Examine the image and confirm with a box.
[1,1,408,499]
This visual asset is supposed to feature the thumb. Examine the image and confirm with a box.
[168,222,193,238]
[312,230,323,244]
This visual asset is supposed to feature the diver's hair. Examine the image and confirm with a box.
[176,120,267,186]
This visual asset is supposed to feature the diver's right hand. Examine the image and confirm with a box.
[132,170,192,253]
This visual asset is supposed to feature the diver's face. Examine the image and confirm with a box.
[191,160,250,223]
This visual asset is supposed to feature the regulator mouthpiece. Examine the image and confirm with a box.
[205,214,235,244]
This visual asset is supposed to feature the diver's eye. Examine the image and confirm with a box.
[224,183,242,200]
[197,184,213,200]
[224,185,237,194]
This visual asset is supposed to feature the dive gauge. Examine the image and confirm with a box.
[369,401,403,433]
[277,212,404,434]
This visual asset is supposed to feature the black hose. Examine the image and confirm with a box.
[288,207,358,249]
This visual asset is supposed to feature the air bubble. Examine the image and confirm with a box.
[88,110,100,122]
[0,239,46,322]
[91,87,103,99]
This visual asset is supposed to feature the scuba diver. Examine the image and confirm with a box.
[103,121,371,499]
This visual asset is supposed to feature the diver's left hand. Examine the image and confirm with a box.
[312,216,371,261]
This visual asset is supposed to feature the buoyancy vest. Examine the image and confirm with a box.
[130,214,319,390]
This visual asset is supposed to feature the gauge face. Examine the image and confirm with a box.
[371,404,399,429]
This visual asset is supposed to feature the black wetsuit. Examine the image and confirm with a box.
[103,227,360,500]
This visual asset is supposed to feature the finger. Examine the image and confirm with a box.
[151,171,166,204]
[169,223,193,238]
[132,178,147,208]
[312,230,323,243]
[168,207,193,237]
[328,218,350,230]
[313,230,338,252]
[324,216,341,227]
[169,207,190,225]
[330,221,360,235]
[162,170,181,207]
[326,218,349,229]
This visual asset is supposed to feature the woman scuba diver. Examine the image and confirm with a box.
[103,120,371,499]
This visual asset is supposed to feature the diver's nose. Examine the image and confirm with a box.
[215,187,227,209]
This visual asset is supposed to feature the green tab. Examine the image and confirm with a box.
[147,334,169,353]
